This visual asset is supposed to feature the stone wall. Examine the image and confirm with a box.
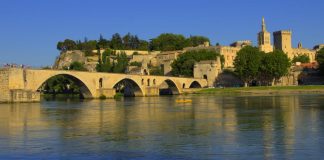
[194,58,222,87]
[0,69,10,102]
[0,68,40,103]
[10,89,40,102]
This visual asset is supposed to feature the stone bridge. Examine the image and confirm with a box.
[0,68,207,102]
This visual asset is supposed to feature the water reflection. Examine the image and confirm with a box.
[0,94,323,159]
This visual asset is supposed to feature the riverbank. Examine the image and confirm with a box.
[192,85,324,95]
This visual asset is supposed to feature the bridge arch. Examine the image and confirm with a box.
[189,81,202,88]
[158,79,180,95]
[112,78,144,97]
[36,73,94,99]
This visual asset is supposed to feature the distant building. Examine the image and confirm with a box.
[156,51,183,75]
[194,57,222,87]
[313,44,324,51]
[231,40,252,48]
[258,17,273,53]
[273,30,316,62]
[215,46,242,68]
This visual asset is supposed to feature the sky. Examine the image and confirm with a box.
[0,0,323,66]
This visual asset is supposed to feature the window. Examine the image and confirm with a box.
[99,78,103,88]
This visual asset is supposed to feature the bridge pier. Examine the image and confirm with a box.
[0,68,40,103]
[144,87,160,96]
[96,88,116,98]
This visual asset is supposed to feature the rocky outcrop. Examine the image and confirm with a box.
[53,50,98,72]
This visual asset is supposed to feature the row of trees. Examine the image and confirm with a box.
[149,34,210,51]
[234,46,291,86]
[57,33,210,54]
[171,50,224,77]
[96,49,129,73]
[57,34,148,56]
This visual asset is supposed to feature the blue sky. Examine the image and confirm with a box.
[0,0,323,66]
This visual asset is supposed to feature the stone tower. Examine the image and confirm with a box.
[273,30,292,53]
[258,17,273,53]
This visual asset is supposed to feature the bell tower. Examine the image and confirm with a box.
[258,17,273,53]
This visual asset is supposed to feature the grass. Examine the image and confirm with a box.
[196,85,324,94]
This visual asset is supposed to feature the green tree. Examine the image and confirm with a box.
[138,40,149,51]
[110,33,123,49]
[259,50,291,85]
[316,48,324,75]
[43,75,81,95]
[81,40,98,56]
[150,66,164,75]
[234,46,263,87]
[97,34,110,49]
[171,49,222,77]
[56,39,77,51]
[69,62,87,71]
[149,33,189,51]
[112,52,129,73]
[129,61,142,67]
[96,49,113,72]
[187,35,210,47]
[292,54,310,63]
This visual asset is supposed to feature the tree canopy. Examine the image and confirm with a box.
[171,49,222,77]
[234,46,264,86]
[259,50,291,85]
[42,75,81,95]
[68,62,87,71]
[187,36,210,47]
[292,54,310,63]
[149,33,210,51]
[316,48,324,75]
[234,46,291,86]
[57,39,77,51]
[57,33,210,53]
[96,49,129,73]
[149,33,188,51]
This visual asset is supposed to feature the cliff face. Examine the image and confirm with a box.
[53,50,98,72]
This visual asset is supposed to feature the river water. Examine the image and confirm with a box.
[0,94,323,160]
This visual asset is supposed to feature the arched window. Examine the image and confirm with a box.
[153,79,156,85]
[141,79,144,85]
[182,83,185,88]
[99,78,103,88]
[147,79,150,86]
[143,69,148,75]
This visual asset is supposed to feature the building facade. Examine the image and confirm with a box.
[194,57,222,87]
[273,30,316,62]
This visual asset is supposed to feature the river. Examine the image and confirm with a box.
[0,94,323,159]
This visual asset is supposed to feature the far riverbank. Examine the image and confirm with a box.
[190,85,324,95]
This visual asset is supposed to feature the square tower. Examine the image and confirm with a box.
[257,17,273,53]
[273,30,292,53]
